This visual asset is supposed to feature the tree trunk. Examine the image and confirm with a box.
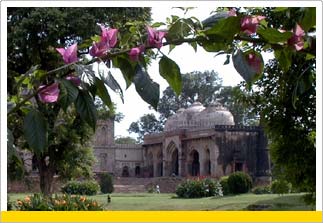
[38,156,55,196]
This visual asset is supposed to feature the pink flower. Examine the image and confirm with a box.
[147,26,167,49]
[128,45,145,61]
[90,25,118,57]
[38,83,60,103]
[56,43,78,64]
[89,40,109,57]
[246,52,262,74]
[66,74,81,86]
[100,25,118,48]
[241,15,266,35]
[288,24,305,51]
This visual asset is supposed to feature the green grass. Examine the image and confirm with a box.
[8,193,314,211]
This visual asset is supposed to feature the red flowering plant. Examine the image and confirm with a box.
[7,7,316,196]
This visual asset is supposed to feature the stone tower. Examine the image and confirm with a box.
[94,118,115,146]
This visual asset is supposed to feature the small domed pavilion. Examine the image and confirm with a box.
[142,102,271,184]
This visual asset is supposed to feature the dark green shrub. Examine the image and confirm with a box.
[227,172,252,194]
[219,176,230,195]
[271,179,292,194]
[62,180,100,195]
[252,185,271,194]
[175,178,223,198]
[15,193,103,211]
[99,173,114,194]
[203,178,223,197]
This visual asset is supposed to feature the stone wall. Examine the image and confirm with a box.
[8,176,63,193]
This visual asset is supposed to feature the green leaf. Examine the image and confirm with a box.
[190,41,197,52]
[112,55,136,88]
[168,44,176,54]
[204,16,241,41]
[199,38,228,52]
[33,69,47,80]
[166,19,192,41]
[94,77,113,110]
[91,35,100,42]
[305,53,315,60]
[274,48,292,72]
[23,109,47,156]
[152,22,166,28]
[159,56,182,96]
[257,27,293,44]
[273,7,288,12]
[300,7,316,32]
[74,64,96,85]
[202,12,230,28]
[232,49,264,85]
[224,54,230,65]
[75,90,97,131]
[59,79,79,111]
[100,70,124,103]
[133,65,160,110]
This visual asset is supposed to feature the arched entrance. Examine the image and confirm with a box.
[157,151,163,177]
[171,149,179,176]
[205,149,211,175]
[147,152,154,177]
[122,166,129,177]
[135,166,141,177]
[190,150,200,176]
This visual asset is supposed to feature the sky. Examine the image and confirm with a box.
[112,7,248,138]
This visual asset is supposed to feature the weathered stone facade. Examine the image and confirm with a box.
[93,102,271,184]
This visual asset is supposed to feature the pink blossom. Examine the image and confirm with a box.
[246,52,262,74]
[89,40,109,57]
[38,83,60,103]
[66,74,81,86]
[147,26,167,49]
[56,43,78,64]
[288,24,305,51]
[241,15,266,35]
[100,25,118,48]
[128,45,145,61]
[90,25,118,57]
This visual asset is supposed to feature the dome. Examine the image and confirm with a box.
[164,102,235,131]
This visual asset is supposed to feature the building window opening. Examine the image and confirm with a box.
[206,149,211,175]
[235,162,243,172]
[171,149,179,176]
[135,166,141,177]
[32,155,38,171]
[122,166,129,177]
[191,150,200,176]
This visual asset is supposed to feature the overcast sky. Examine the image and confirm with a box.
[111,7,248,138]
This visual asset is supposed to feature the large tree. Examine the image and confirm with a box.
[128,113,163,142]
[7,7,151,195]
[237,7,316,200]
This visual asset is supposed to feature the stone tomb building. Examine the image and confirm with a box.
[93,102,271,184]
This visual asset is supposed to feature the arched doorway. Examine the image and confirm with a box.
[135,166,141,177]
[157,151,163,177]
[147,152,154,177]
[32,155,38,171]
[205,149,211,175]
[171,149,179,176]
[190,150,200,176]
[122,166,129,177]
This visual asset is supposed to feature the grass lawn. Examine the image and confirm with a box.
[8,192,314,211]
